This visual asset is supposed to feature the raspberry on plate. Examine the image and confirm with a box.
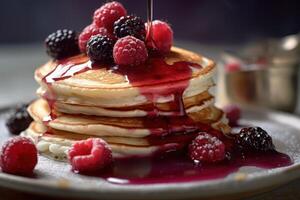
[235,127,274,152]
[45,29,80,60]
[93,1,127,31]
[87,35,114,63]
[0,137,38,175]
[146,20,173,54]
[114,15,146,41]
[189,133,226,163]
[79,24,112,53]
[6,104,33,135]
[223,104,241,126]
[68,138,113,173]
[113,36,148,66]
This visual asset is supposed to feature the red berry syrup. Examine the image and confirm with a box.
[84,150,292,185]
[112,58,201,117]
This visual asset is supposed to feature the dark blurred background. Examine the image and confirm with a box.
[1,0,300,45]
[0,0,300,107]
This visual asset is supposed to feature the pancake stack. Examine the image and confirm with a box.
[24,47,231,161]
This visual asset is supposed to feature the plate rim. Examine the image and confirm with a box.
[0,108,300,200]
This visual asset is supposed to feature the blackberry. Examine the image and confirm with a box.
[6,104,33,135]
[235,127,274,152]
[45,29,80,59]
[113,15,146,41]
[87,35,114,63]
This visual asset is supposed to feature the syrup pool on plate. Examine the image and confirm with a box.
[83,150,292,185]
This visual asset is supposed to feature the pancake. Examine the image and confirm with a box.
[28,98,231,138]
[27,122,198,146]
[23,122,187,160]
[35,47,216,108]
[25,46,231,161]
[52,90,215,117]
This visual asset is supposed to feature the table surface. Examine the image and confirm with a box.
[0,43,299,200]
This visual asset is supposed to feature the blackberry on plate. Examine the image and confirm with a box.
[6,104,33,135]
[235,127,274,152]
[87,35,114,63]
[45,29,80,60]
[113,15,146,41]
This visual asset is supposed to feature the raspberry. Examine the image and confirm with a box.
[235,127,274,152]
[79,24,113,53]
[146,20,173,54]
[68,138,113,173]
[224,105,241,126]
[0,137,37,175]
[45,29,80,60]
[93,1,127,31]
[87,35,114,63]
[6,104,33,135]
[113,36,148,66]
[188,133,226,163]
[113,15,146,41]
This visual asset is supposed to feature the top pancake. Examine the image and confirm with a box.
[35,47,216,107]
[36,47,214,87]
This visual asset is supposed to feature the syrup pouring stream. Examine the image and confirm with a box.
[147,0,153,40]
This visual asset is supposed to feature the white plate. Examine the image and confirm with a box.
[1,108,300,200]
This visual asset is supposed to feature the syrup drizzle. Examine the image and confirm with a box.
[146,0,153,39]
[112,58,201,117]
[146,0,159,52]
[44,60,92,83]
[41,55,91,123]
